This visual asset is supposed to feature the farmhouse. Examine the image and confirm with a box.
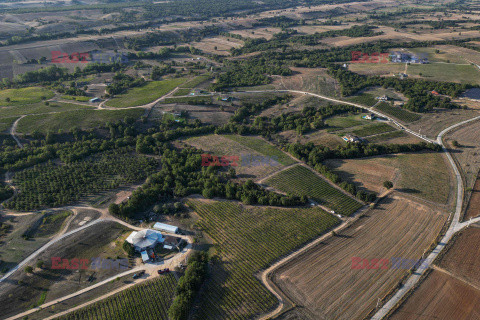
[126,229,165,252]
[343,134,361,143]
[376,95,389,101]
[153,222,179,234]
[163,235,185,250]
[363,113,375,120]
[89,97,101,103]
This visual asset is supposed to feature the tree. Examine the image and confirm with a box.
[383,181,393,189]
[25,266,33,274]
[5,97,10,102]
[109,203,120,216]
[123,241,135,256]
[36,260,44,269]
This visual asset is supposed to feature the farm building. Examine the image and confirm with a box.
[363,113,375,120]
[89,97,101,103]
[153,222,179,234]
[343,134,361,143]
[141,251,150,263]
[126,229,165,252]
[163,235,185,250]
[376,95,389,101]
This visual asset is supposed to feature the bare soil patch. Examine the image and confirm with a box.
[273,194,447,320]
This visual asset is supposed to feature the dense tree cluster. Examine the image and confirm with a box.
[253,104,360,135]
[168,251,208,320]
[110,143,305,218]
[106,72,145,96]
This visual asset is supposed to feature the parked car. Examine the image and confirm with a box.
[158,268,170,274]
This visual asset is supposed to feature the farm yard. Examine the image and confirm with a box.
[272,194,448,320]
[57,274,177,320]
[264,164,362,216]
[188,198,339,320]
[389,226,480,320]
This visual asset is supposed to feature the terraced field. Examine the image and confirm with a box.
[264,164,362,216]
[188,199,340,320]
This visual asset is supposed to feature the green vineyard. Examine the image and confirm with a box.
[375,102,422,123]
[189,199,339,319]
[265,165,362,216]
[59,274,177,320]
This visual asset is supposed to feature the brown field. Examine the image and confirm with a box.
[273,194,447,320]
[390,227,480,320]
[445,118,480,189]
[185,134,287,180]
[273,67,340,97]
[324,152,453,204]
[406,108,480,141]
[464,176,480,220]
[191,36,243,55]
[230,27,281,40]
[390,269,480,320]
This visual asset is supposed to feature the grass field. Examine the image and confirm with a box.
[344,93,378,107]
[224,135,296,166]
[0,87,54,106]
[61,95,91,102]
[106,78,187,108]
[351,123,397,137]
[0,102,95,118]
[0,117,18,132]
[408,63,480,85]
[188,199,340,320]
[325,114,367,130]
[265,165,362,216]
[181,74,211,88]
[16,109,143,134]
[58,274,177,320]
[25,211,72,238]
[172,88,192,96]
[161,95,213,105]
[375,102,422,123]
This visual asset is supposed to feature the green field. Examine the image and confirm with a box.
[58,273,177,320]
[265,165,362,216]
[0,87,54,106]
[325,114,367,131]
[24,211,72,238]
[0,102,94,118]
[351,123,397,137]
[344,93,378,107]
[188,199,339,320]
[408,63,480,85]
[161,95,212,104]
[16,108,143,134]
[181,74,211,88]
[366,130,407,143]
[106,78,187,108]
[224,135,296,165]
[61,95,91,102]
[172,88,192,96]
[375,102,422,123]
[0,117,17,132]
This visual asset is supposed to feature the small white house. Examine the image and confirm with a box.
[153,222,179,234]
[141,250,150,263]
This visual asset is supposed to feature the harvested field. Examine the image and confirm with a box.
[273,194,448,320]
[348,62,405,77]
[191,36,243,55]
[273,67,340,97]
[279,129,346,149]
[324,152,452,204]
[365,130,423,145]
[436,227,480,287]
[445,118,480,189]
[389,269,480,320]
[464,176,480,220]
